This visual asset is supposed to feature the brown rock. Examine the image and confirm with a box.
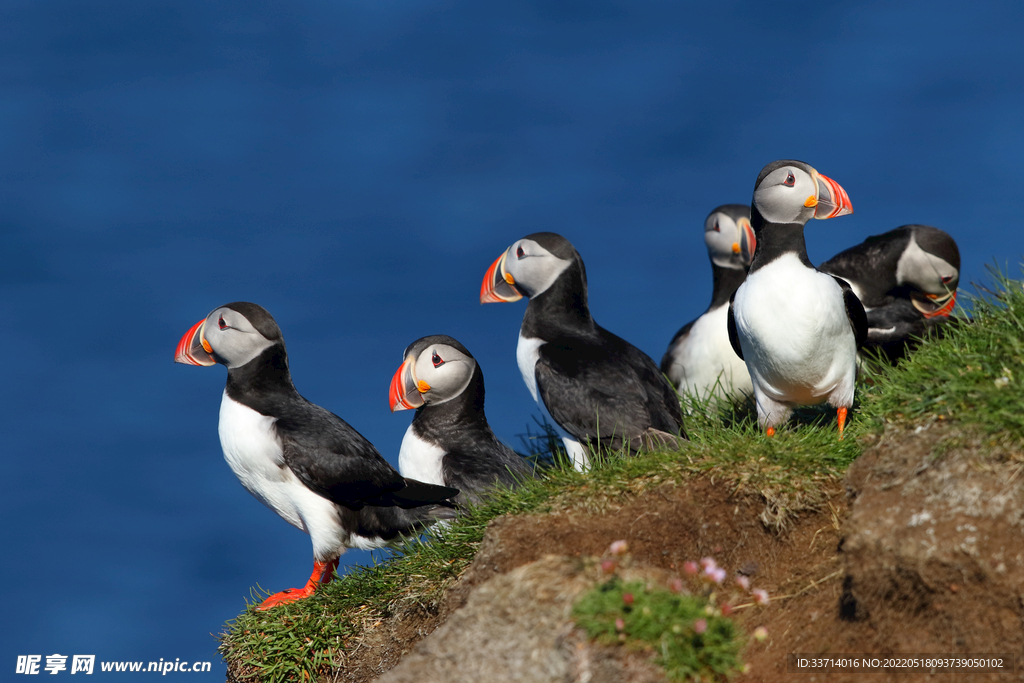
[375,555,666,683]
[838,422,1024,674]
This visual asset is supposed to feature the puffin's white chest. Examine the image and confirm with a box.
[733,254,857,404]
[516,333,544,404]
[217,393,335,535]
[668,304,752,402]
[218,392,291,512]
[515,332,589,471]
[398,423,446,487]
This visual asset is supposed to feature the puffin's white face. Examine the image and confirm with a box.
[753,163,853,225]
[896,235,959,294]
[390,340,477,411]
[897,236,959,317]
[753,165,819,224]
[481,237,572,302]
[705,211,756,269]
[202,307,276,368]
[175,305,277,369]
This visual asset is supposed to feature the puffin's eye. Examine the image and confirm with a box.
[942,276,953,284]
[516,246,525,259]
[783,172,795,187]
[431,352,445,368]
[713,221,720,232]
[218,316,228,330]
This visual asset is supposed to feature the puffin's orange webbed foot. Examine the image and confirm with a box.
[257,558,340,611]
[258,585,316,610]
[766,426,775,437]
[837,406,848,441]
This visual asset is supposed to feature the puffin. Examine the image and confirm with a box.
[661,204,756,406]
[389,334,533,506]
[480,232,686,471]
[174,302,459,610]
[728,161,867,439]
[819,225,959,361]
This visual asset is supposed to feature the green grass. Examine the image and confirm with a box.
[859,269,1024,447]
[677,395,863,529]
[219,478,566,681]
[573,576,742,681]
[220,271,1024,683]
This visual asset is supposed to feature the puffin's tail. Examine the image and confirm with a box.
[354,495,459,542]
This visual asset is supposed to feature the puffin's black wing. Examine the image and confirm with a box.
[864,299,928,345]
[831,275,868,349]
[441,443,532,506]
[819,227,912,309]
[726,294,743,360]
[276,401,457,508]
[860,298,960,363]
[535,329,685,451]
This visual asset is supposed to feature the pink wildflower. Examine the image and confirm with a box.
[669,578,684,593]
[752,588,770,605]
[704,566,726,584]
[622,592,634,606]
[735,575,750,591]
[615,618,625,631]
[600,559,617,573]
[683,561,699,576]
[608,540,629,556]
[753,626,768,642]
[694,619,707,634]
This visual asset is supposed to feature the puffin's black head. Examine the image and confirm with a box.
[174,301,284,369]
[752,160,853,227]
[480,231,585,302]
[704,204,756,269]
[389,334,479,412]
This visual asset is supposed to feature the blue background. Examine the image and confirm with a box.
[3,1,1021,679]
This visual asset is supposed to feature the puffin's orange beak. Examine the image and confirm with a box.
[389,360,424,412]
[480,249,523,304]
[813,173,853,219]
[914,290,957,319]
[740,219,756,264]
[174,319,216,366]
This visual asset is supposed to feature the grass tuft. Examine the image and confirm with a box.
[573,576,742,681]
[858,268,1024,450]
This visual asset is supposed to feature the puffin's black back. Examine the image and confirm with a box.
[820,225,960,309]
[511,232,685,451]
[819,225,961,363]
[536,323,685,451]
